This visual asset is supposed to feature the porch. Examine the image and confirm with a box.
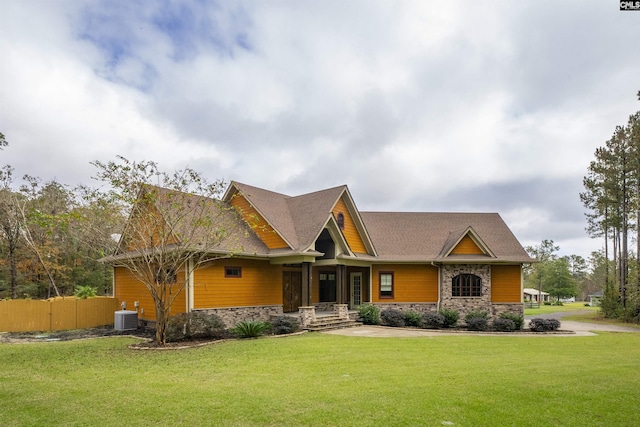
[278,304,361,331]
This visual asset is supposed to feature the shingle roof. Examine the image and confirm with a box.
[229,181,347,252]
[124,185,271,257]
[145,182,533,264]
[359,212,532,263]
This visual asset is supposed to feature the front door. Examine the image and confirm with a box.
[350,272,362,309]
[283,271,302,313]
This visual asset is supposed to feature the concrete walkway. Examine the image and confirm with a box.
[323,311,640,338]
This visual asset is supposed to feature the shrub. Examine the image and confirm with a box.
[499,312,524,330]
[529,318,561,332]
[544,302,552,306]
[166,312,227,342]
[73,285,97,299]
[357,304,380,325]
[270,317,300,335]
[404,310,422,327]
[493,317,516,332]
[381,309,406,327]
[466,317,488,331]
[231,320,271,338]
[600,284,622,318]
[439,308,459,328]
[422,312,445,329]
[547,319,561,330]
[464,310,489,324]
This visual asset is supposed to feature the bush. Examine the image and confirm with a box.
[493,317,516,332]
[381,309,406,327]
[544,302,552,306]
[529,318,561,332]
[231,320,271,338]
[439,308,459,328]
[404,310,422,327]
[73,285,97,299]
[357,304,380,325]
[422,312,445,329]
[547,319,561,330]
[600,284,622,318]
[166,312,227,342]
[466,317,488,331]
[464,310,489,323]
[270,317,300,335]
[499,312,524,330]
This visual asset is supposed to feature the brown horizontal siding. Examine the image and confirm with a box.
[333,197,368,254]
[114,267,186,321]
[491,265,522,303]
[450,235,484,255]
[193,259,282,308]
[372,264,438,303]
[230,193,289,249]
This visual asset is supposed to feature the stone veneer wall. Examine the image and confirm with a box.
[314,302,334,311]
[491,303,524,317]
[439,264,524,320]
[440,264,491,319]
[373,303,438,314]
[197,305,283,328]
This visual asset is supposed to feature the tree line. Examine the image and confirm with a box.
[0,136,124,299]
[580,91,640,321]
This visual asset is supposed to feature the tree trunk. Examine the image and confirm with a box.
[9,240,17,299]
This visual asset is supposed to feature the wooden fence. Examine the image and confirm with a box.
[0,297,121,333]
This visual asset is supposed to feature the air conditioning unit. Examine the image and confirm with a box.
[114,310,138,331]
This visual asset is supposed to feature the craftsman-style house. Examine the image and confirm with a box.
[112,181,532,328]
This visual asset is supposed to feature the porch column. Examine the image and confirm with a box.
[302,262,312,306]
[299,306,316,328]
[336,265,346,304]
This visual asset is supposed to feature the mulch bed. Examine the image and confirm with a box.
[0,326,307,349]
[0,325,155,344]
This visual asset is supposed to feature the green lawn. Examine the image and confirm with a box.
[524,301,599,316]
[1,332,640,426]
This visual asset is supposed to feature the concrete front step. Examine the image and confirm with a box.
[305,319,362,332]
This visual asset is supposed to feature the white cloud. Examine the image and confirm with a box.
[1,0,640,261]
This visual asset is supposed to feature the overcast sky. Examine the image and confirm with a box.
[1,1,639,261]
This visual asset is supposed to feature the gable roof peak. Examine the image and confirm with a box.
[440,225,496,258]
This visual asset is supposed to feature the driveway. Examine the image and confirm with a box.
[324,311,640,338]
[525,310,640,336]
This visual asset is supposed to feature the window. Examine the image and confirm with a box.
[225,267,242,278]
[452,274,482,297]
[155,268,177,284]
[379,272,394,298]
[337,212,345,230]
[319,272,337,302]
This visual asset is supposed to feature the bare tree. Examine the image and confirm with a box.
[0,166,22,298]
[93,156,243,345]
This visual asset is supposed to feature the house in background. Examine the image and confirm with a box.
[589,291,603,307]
[523,288,550,303]
[112,181,533,328]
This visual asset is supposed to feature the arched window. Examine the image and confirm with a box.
[337,212,345,230]
[452,274,482,297]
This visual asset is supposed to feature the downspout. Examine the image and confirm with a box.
[187,257,195,313]
[111,266,116,298]
[432,262,441,312]
[369,265,373,304]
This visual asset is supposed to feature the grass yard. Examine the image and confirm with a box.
[1,332,640,426]
[524,301,599,316]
